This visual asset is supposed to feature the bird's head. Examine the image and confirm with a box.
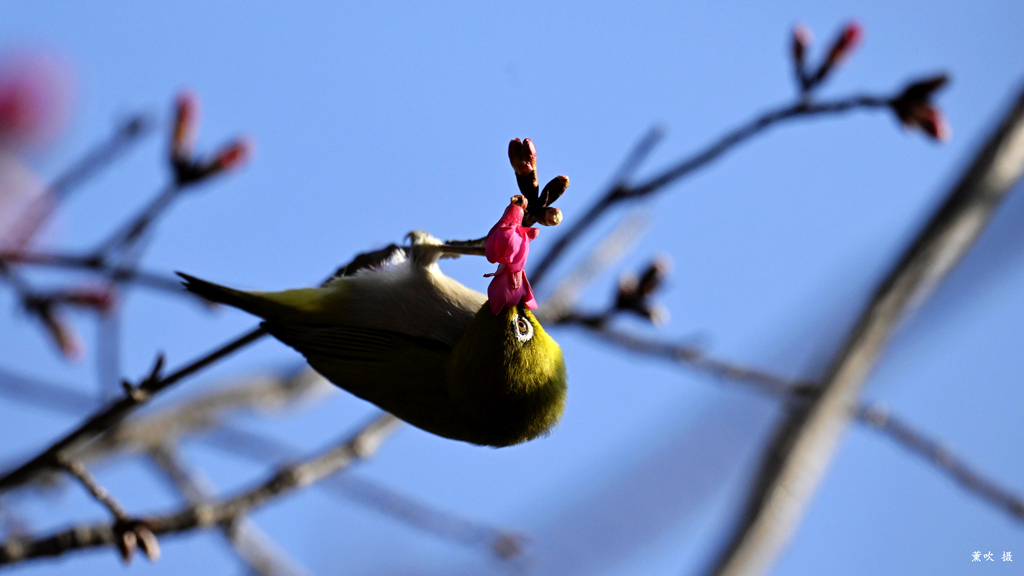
[446,302,567,446]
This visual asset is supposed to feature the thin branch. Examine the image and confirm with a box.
[0,368,95,415]
[572,323,797,398]
[0,413,401,565]
[706,83,1024,576]
[572,323,1024,524]
[148,444,312,576]
[201,424,525,559]
[0,327,268,492]
[530,95,889,287]
[56,458,130,523]
[0,250,193,296]
[537,210,650,323]
[858,404,1024,520]
[49,116,154,201]
[89,184,179,259]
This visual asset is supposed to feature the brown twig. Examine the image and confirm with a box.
[705,83,1024,576]
[0,413,401,565]
[530,95,889,287]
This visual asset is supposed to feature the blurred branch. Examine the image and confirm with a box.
[56,458,131,523]
[570,323,1024,524]
[148,444,312,576]
[706,83,1024,576]
[858,404,1024,520]
[202,424,526,559]
[0,250,193,296]
[0,368,95,415]
[0,327,267,491]
[89,183,179,259]
[4,115,154,250]
[530,95,889,287]
[50,116,154,201]
[0,413,401,565]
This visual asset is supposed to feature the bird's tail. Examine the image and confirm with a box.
[177,272,277,319]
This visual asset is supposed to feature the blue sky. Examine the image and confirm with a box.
[1,2,1024,575]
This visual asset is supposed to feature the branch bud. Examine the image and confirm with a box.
[62,285,118,315]
[791,23,812,78]
[116,528,137,564]
[170,90,200,166]
[208,136,253,173]
[539,175,569,207]
[637,256,671,297]
[825,20,862,67]
[890,74,952,142]
[134,525,160,562]
[36,305,83,361]
[537,206,562,226]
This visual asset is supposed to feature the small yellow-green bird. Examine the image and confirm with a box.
[178,229,566,447]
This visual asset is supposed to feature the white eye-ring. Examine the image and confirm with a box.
[513,312,534,343]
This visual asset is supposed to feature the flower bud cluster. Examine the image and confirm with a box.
[508,138,568,227]
[615,257,671,325]
[791,21,862,94]
[170,90,253,185]
[889,74,951,142]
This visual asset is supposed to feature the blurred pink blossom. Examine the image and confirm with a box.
[0,51,75,251]
[0,52,74,151]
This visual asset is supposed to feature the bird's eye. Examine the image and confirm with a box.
[513,313,534,343]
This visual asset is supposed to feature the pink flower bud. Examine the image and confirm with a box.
[890,74,951,142]
[507,137,537,175]
[826,20,862,67]
[171,89,201,163]
[910,106,950,142]
[210,136,253,172]
[791,23,813,69]
[63,285,119,315]
[37,306,84,361]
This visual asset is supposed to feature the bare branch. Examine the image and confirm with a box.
[706,83,1024,576]
[530,95,890,287]
[56,458,131,523]
[538,211,650,323]
[0,250,195,297]
[858,404,1024,521]
[201,424,526,559]
[0,327,267,491]
[0,368,95,415]
[571,323,1024,524]
[0,413,401,566]
[148,444,312,576]
[49,116,155,202]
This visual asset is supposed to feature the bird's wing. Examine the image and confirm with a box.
[263,320,485,443]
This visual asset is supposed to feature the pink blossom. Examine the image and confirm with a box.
[0,52,74,151]
[484,196,539,315]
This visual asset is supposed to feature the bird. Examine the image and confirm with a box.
[178,222,567,448]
